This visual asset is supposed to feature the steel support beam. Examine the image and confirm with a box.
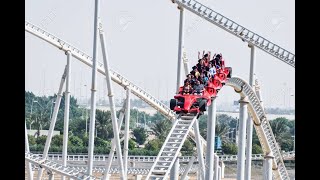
[237,97,248,180]
[170,157,179,180]
[99,19,125,179]
[176,6,185,93]
[206,97,217,180]
[245,44,256,180]
[124,88,131,175]
[62,51,72,180]
[37,66,67,180]
[214,154,219,180]
[181,155,196,180]
[194,119,205,180]
[25,122,34,180]
[87,0,100,175]
[263,153,274,180]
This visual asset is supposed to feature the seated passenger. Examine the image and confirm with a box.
[203,75,209,86]
[194,69,200,79]
[190,66,197,76]
[203,53,210,66]
[193,80,205,95]
[210,54,221,69]
[214,54,222,69]
[208,63,216,77]
[184,74,192,84]
[183,81,193,95]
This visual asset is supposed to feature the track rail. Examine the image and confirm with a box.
[25,20,207,149]
[38,151,294,162]
[25,152,96,179]
[173,0,295,68]
[226,77,289,180]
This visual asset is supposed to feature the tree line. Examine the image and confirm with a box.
[25,91,295,155]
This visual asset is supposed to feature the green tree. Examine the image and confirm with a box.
[151,119,172,140]
[69,136,83,147]
[95,110,113,140]
[36,135,47,145]
[270,117,292,151]
[222,142,238,155]
[252,144,263,154]
[133,127,147,145]
[28,135,36,146]
[270,117,290,139]
[94,137,111,147]
[144,139,163,151]
[128,139,136,150]
[198,115,208,139]
[51,135,63,146]
[181,138,195,156]
[149,112,166,123]
[82,134,89,147]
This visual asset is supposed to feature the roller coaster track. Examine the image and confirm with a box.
[146,115,198,179]
[173,0,295,68]
[26,21,289,179]
[226,77,289,180]
[36,151,295,162]
[30,164,200,175]
[25,152,96,179]
[25,20,207,150]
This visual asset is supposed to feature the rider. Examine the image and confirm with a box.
[182,81,193,95]
[193,80,204,95]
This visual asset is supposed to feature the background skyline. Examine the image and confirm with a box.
[25,0,295,109]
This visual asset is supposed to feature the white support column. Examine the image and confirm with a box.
[104,106,125,180]
[48,171,54,180]
[181,155,196,180]
[214,154,219,180]
[87,0,100,176]
[25,122,33,180]
[124,88,131,176]
[245,44,255,180]
[170,157,179,180]
[237,97,248,180]
[217,166,221,180]
[194,119,205,180]
[135,175,142,180]
[62,51,72,180]
[37,66,67,180]
[99,21,125,179]
[176,6,185,93]
[182,48,190,76]
[206,97,217,180]
[263,153,274,180]
[221,161,225,178]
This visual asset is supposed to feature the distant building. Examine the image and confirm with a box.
[27,130,60,137]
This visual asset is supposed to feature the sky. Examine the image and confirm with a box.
[25,0,295,109]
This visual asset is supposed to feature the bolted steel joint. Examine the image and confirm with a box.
[234,85,243,93]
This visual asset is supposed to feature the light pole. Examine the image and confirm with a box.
[136,109,139,128]
[29,100,43,130]
[292,126,295,151]
[29,99,36,130]
[84,84,88,135]
[49,100,56,119]
[292,135,295,151]
[30,120,34,130]
[290,94,294,110]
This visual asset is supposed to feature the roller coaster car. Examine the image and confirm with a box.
[170,67,232,117]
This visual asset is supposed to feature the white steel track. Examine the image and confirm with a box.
[173,0,295,68]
